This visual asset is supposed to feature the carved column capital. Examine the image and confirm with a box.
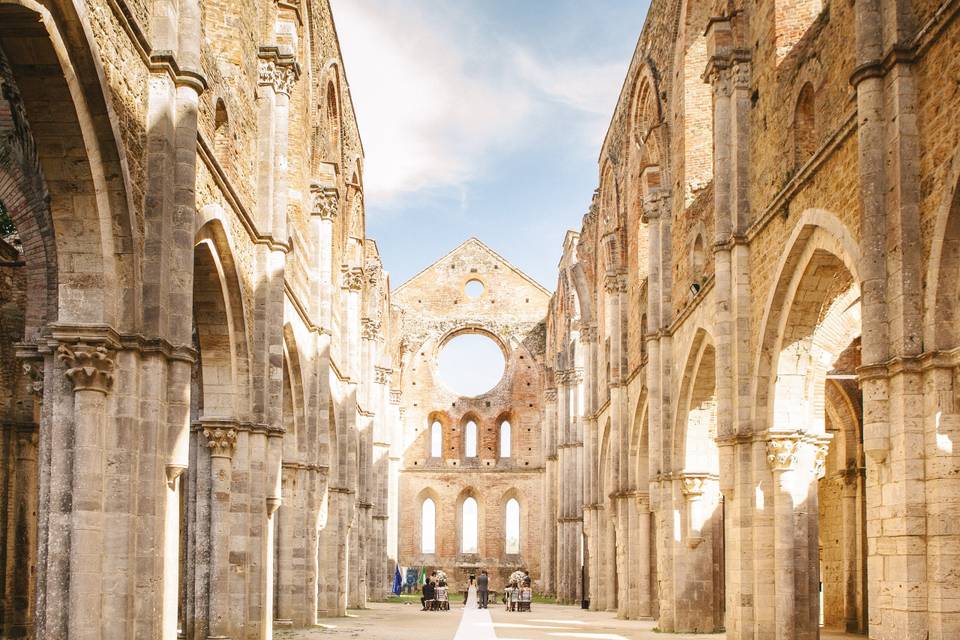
[310,183,340,220]
[603,273,627,294]
[578,324,598,344]
[341,265,364,291]
[766,433,803,472]
[812,434,833,479]
[365,258,382,285]
[257,46,300,96]
[21,362,43,397]
[361,317,381,341]
[57,343,116,394]
[374,366,392,385]
[679,473,715,497]
[203,426,238,459]
[389,390,402,405]
[544,387,558,402]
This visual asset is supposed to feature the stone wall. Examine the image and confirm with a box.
[391,238,550,592]
[0,1,393,638]
[543,2,960,640]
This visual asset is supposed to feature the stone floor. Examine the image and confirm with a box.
[275,601,870,639]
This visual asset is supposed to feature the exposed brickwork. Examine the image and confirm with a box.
[392,239,550,592]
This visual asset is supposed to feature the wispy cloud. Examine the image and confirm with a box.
[331,0,629,206]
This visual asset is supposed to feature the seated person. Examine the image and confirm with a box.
[420,579,435,610]
[504,581,517,611]
[435,584,449,609]
[518,586,532,611]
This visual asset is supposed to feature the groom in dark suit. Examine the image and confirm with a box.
[477,570,489,609]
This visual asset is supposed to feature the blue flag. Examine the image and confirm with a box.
[392,565,402,595]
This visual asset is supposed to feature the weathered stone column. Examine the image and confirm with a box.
[56,342,115,640]
[765,433,829,640]
[263,428,283,639]
[636,494,652,618]
[543,386,558,596]
[162,464,186,639]
[9,426,38,637]
[203,424,237,640]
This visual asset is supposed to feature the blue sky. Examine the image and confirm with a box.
[331,0,651,290]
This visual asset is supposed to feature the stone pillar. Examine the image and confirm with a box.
[543,387,558,596]
[162,464,186,640]
[56,342,116,640]
[203,424,237,640]
[9,426,38,637]
[636,494,652,618]
[765,433,830,640]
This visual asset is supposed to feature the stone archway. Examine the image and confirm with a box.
[669,329,724,633]
[181,221,253,640]
[0,3,139,636]
[753,213,864,639]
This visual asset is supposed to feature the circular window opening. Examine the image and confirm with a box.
[465,279,484,298]
[437,333,505,397]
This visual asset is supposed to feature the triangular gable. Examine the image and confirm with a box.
[393,237,552,297]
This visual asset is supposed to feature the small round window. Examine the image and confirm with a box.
[464,279,484,298]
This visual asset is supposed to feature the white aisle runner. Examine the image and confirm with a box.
[453,585,497,640]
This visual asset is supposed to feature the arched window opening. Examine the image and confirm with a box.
[326,79,341,162]
[692,233,706,283]
[0,199,18,246]
[465,420,478,458]
[213,98,229,157]
[678,0,713,205]
[499,421,511,458]
[775,0,824,65]
[462,497,478,554]
[601,168,616,226]
[634,80,655,143]
[794,82,816,167]
[421,498,436,554]
[505,498,520,554]
[430,421,442,458]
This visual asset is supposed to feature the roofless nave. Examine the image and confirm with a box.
[0,0,958,639]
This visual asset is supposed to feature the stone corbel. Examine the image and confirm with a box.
[679,472,716,548]
[165,464,187,490]
[57,342,117,394]
[310,183,340,220]
[266,496,282,517]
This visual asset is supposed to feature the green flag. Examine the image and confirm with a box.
[419,566,426,585]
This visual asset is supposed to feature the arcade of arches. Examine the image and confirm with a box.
[0,1,958,639]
